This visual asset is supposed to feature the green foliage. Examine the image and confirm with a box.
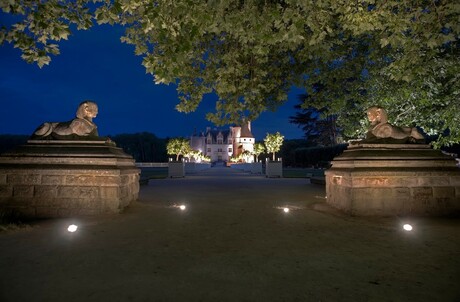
[184,149,209,162]
[229,155,239,163]
[230,150,252,163]
[0,0,96,67]
[264,132,284,161]
[290,98,341,146]
[166,137,190,161]
[252,142,265,162]
[2,1,459,145]
[298,1,460,147]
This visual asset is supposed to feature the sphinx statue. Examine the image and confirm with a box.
[32,101,100,140]
[359,106,425,144]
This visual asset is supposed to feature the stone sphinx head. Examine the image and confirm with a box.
[76,101,98,121]
[366,106,388,126]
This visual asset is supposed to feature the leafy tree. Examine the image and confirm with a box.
[166,137,190,161]
[290,95,341,146]
[264,132,284,161]
[184,149,206,162]
[289,105,321,141]
[252,142,265,162]
[2,1,459,145]
[0,0,95,68]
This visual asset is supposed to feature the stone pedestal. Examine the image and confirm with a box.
[266,161,283,178]
[168,161,185,178]
[0,140,140,218]
[325,144,460,216]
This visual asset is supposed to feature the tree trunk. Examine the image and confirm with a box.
[272,152,275,161]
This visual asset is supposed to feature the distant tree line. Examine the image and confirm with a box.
[109,132,168,162]
[0,135,29,154]
[0,133,168,162]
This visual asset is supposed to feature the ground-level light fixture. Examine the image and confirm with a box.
[67,224,78,233]
[283,207,290,213]
[403,224,413,231]
[179,205,187,211]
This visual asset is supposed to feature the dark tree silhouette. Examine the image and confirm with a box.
[289,93,341,146]
[110,132,168,162]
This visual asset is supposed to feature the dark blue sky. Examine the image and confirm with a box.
[0,24,305,140]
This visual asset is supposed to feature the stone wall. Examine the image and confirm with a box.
[0,140,139,218]
[326,144,460,216]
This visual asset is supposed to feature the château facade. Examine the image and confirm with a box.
[190,121,255,163]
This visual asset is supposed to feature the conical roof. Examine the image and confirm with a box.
[240,121,254,138]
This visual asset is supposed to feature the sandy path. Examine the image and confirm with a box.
[0,166,459,301]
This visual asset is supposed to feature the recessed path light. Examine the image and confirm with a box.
[403,224,413,231]
[67,224,78,233]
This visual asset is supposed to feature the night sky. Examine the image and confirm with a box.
[0,24,305,140]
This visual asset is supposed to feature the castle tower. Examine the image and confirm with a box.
[232,120,255,163]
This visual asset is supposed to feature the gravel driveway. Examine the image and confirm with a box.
[1,166,459,301]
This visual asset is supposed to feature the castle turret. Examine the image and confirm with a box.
[232,120,255,162]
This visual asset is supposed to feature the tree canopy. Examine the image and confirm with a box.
[289,95,341,146]
[253,142,265,162]
[166,137,190,161]
[1,0,459,146]
[264,132,284,161]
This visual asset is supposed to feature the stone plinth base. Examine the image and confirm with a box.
[0,140,140,218]
[266,161,283,178]
[325,144,460,216]
[168,162,185,178]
